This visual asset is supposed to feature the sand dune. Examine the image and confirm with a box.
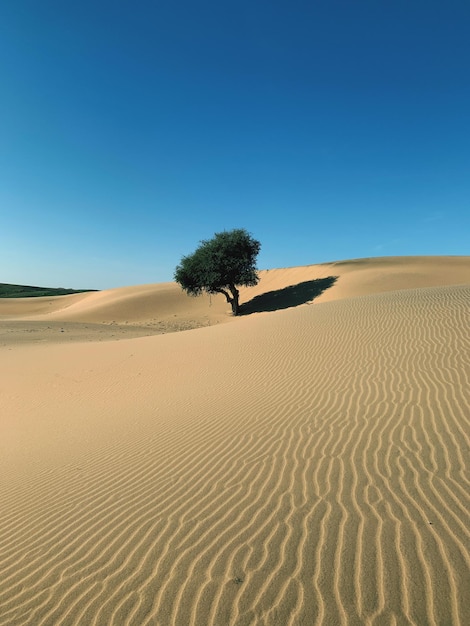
[0,256,469,625]
[1,256,469,343]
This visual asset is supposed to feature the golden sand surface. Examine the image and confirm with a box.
[0,256,469,625]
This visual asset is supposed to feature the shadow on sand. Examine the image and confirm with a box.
[239,276,338,315]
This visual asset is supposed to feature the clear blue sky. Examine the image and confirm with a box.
[1,0,469,289]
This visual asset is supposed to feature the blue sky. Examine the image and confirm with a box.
[1,0,469,289]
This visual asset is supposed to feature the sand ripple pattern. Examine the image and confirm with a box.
[1,284,469,625]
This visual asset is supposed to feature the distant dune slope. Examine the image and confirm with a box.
[0,256,469,329]
[0,257,469,625]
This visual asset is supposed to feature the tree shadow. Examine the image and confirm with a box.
[239,276,338,315]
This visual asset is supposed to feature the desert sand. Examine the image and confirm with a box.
[0,256,469,625]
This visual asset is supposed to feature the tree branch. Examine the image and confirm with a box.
[214,288,232,303]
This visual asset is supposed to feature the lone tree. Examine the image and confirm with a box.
[174,228,261,316]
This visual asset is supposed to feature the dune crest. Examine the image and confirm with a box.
[0,256,468,344]
[0,256,469,624]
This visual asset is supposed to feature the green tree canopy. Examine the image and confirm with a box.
[174,229,261,315]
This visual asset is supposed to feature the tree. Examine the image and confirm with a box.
[174,228,261,316]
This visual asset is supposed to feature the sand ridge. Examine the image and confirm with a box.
[0,256,469,345]
[0,256,469,625]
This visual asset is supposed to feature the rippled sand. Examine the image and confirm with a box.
[1,256,469,625]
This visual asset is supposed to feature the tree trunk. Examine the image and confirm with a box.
[230,295,239,315]
[215,286,240,316]
[228,284,239,316]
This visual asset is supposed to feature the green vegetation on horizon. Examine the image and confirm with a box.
[0,283,98,298]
